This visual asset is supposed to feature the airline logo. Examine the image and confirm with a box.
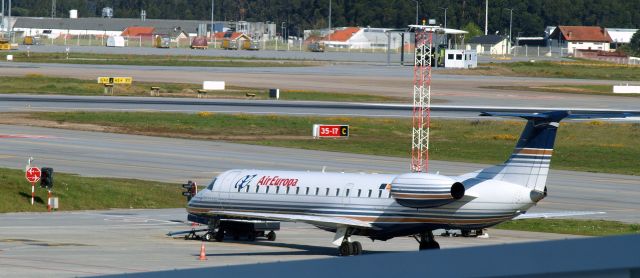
[234,174,257,190]
[257,176,299,187]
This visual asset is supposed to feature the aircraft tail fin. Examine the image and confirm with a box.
[472,111,634,192]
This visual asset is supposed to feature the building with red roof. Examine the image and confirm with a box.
[549,26,613,54]
[121,26,155,37]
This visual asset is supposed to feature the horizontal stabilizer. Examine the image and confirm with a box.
[513,211,605,220]
[480,111,638,121]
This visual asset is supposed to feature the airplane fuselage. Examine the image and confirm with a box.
[187,169,536,240]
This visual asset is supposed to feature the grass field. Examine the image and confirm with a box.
[495,219,640,236]
[30,112,640,175]
[3,52,315,67]
[0,167,184,213]
[0,74,408,102]
[446,60,640,81]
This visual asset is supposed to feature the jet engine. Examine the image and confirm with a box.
[390,173,465,208]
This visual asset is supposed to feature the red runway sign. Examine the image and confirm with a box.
[26,167,41,183]
[314,125,349,138]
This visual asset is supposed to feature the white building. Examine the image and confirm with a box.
[549,26,612,54]
[444,49,477,69]
[466,35,510,55]
[606,28,639,48]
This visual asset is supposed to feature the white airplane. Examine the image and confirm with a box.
[184,111,628,256]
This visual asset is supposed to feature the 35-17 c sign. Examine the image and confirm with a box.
[313,124,349,138]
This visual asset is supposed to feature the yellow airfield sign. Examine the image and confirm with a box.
[97,77,133,84]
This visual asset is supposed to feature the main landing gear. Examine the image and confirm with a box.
[334,227,363,256]
[415,230,440,251]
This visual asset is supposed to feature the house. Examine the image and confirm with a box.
[315,27,405,50]
[549,26,612,54]
[466,35,510,55]
[154,27,189,40]
[121,26,155,37]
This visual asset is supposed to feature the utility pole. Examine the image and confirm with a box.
[507,8,513,42]
[1,0,4,32]
[51,0,56,18]
[7,0,10,33]
[328,0,331,30]
[440,7,447,29]
[211,0,214,35]
[412,0,419,25]
[484,0,488,35]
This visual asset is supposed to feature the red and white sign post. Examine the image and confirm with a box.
[25,167,41,206]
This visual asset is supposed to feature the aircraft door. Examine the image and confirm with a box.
[219,170,242,209]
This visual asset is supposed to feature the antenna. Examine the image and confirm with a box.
[411,25,441,173]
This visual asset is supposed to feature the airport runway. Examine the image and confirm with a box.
[0,208,583,278]
[1,95,638,121]
[0,124,638,223]
[0,61,638,110]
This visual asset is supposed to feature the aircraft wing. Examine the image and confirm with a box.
[513,211,605,220]
[209,210,375,229]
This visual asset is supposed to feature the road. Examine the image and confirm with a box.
[0,61,638,110]
[0,124,638,223]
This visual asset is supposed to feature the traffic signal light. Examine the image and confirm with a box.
[40,167,54,189]
[182,180,196,201]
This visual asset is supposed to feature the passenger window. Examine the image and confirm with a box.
[266,186,270,194]
[378,190,382,198]
[336,188,340,196]
[296,187,300,195]
[368,189,372,198]
[357,189,361,197]
[346,189,350,197]
[286,187,290,194]
[246,185,250,192]
[306,187,310,195]
[325,188,330,196]
[276,187,280,194]
[237,186,241,192]
[315,187,319,195]
[256,185,260,193]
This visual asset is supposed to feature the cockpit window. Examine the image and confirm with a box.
[206,178,217,190]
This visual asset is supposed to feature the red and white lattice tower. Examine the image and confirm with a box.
[411,26,436,173]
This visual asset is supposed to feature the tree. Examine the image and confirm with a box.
[462,22,483,38]
[629,30,640,56]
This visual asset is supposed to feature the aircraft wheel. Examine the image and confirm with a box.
[351,241,362,255]
[266,231,276,241]
[339,242,353,256]
[203,232,212,242]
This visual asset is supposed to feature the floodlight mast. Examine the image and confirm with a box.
[411,25,439,173]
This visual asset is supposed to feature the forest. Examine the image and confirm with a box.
[7,0,640,37]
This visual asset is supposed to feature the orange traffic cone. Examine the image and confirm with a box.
[198,242,207,261]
